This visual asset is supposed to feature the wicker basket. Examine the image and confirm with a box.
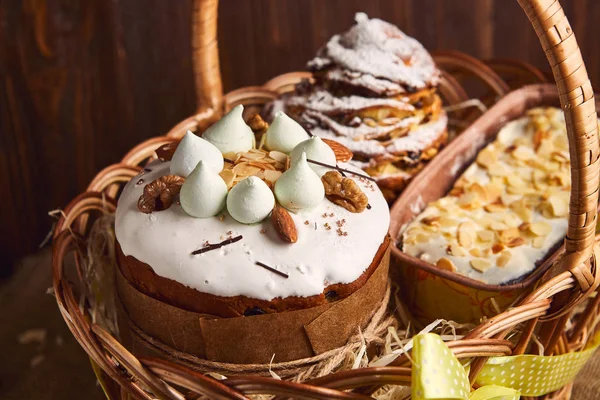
[51,0,599,398]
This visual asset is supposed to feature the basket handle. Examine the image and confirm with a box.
[192,0,599,289]
[192,0,223,117]
[517,0,599,291]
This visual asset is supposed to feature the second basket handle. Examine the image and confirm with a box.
[192,0,223,118]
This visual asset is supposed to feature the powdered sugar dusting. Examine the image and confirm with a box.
[308,13,440,89]
[286,89,415,114]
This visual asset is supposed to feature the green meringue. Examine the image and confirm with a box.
[226,176,275,224]
[180,161,228,218]
[170,130,224,177]
[274,152,324,213]
[265,111,310,153]
[290,136,336,176]
[202,105,255,154]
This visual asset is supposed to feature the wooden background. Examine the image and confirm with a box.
[1,0,600,273]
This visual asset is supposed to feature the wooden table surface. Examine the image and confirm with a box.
[1,248,599,399]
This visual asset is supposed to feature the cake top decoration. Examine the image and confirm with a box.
[308,13,440,90]
[180,161,228,218]
[226,176,275,224]
[170,130,224,177]
[275,152,325,213]
[290,136,336,177]
[203,105,255,154]
[265,111,310,153]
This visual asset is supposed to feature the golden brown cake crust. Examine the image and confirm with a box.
[116,236,390,318]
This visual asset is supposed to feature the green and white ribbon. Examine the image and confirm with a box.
[412,332,599,399]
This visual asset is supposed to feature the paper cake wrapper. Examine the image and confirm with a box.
[116,242,390,364]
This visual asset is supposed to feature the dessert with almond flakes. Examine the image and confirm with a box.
[268,13,447,202]
[401,107,570,284]
[115,106,390,317]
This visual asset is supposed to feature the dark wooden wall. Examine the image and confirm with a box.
[2,0,599,272]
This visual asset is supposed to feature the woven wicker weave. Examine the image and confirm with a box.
[51,0,599,398]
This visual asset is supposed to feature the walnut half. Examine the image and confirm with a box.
[138,175,185,213]
[321,171,368,213]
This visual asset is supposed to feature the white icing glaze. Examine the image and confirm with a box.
[265,112,310,153]
[290,137,337,176]
[226,176,275,224]
[115,160,390,300]
[202,105,255,154]
[322,67,406,96]
[308,13,440,89]
[402,109,572,285]
[274,152,325,213]
[170,131,224,177]
[180,161,228,218]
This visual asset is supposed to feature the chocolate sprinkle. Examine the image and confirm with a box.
[136,179,144,185]
[191,235,243,255]
[306,159,376,182]
[224,158,235,164]
[367,203,372,210]
[255,261,289,278]
[243,307,266,316]
[143,168,152,172]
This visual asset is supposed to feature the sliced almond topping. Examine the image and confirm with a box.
[458,192,479,209]
[469,248,482,257]
[533,236,546,248]
[484,203,506,213]
[457,221,477,248]
[263,170,283,183]
[439,217,458,228]
[512,145,533,160]
[496,251,512,267]
[530,221,552,236]
[492,243,505,254]
[503,213,522,228]
[488,163,509,177]
[469,183,489,202]
[506,237,526,247]
[219,169,236,189]
[447,243,466,257]
[470,258,491,272]
[240,151,266,161]
[415,233,429,243]
[232,162,261,177]
[506,175,526,188]
[490,221,509,231]
[548,194,569,217]
[499,227,520,243]
[422,216,441,226]
[268,151,288,163]
[477,230,495,243]
[519,222,531,232]
[437,257,457,272]
[476,147,497,168]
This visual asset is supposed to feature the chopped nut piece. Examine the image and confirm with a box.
[422,216,440,226]
[548,194,568,217]
[470,258,491,272]
[447,243,466,257]
[499,228,520,243]
[436,257,457,272]
[321,171,368,213]
[137,175,184,213]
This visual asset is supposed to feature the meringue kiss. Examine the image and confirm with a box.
[290,137,336,176]
[265,112,310,154]
[227,176,275,224]
[202,105,255,154]
[170,131,224,177]
[274,152,324,213]
[180,161,228,218]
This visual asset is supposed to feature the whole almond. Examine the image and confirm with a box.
[271,205,298,243]
[322,138,353,162]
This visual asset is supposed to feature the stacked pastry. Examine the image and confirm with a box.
[272,13,447,201]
